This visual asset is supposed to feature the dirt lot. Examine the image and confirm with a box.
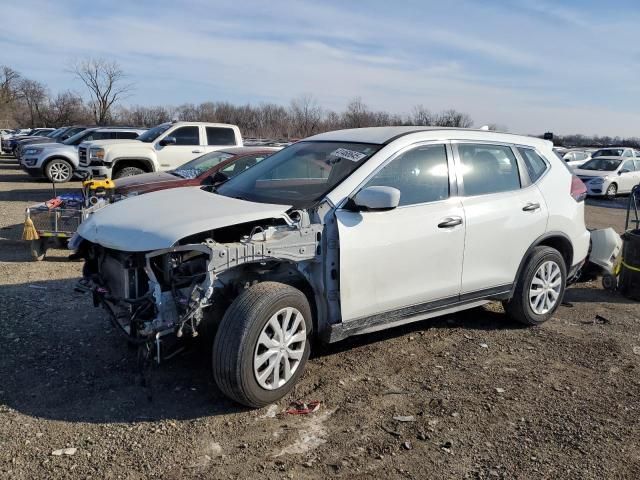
[1,153,639,479]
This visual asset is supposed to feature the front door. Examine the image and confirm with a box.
[156,126,204,170]
[335,142,465,322]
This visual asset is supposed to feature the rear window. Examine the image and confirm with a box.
[206,127,236,146]
[518,147,548,183]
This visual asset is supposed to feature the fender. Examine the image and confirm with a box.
[508,231,574,298]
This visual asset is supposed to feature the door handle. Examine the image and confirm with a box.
[522,202,541,212]
[438,217,463,228]
[192,149,203,154]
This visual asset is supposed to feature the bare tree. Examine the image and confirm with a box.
[342,97,372,128]
[17,79,48,127]
[410,105,433,126]
[434,109,473,128]
[289,94,322,138]
[71,58,134,124]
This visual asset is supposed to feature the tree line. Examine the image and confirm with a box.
[2,59,638,146]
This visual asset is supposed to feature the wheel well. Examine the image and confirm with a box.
[535,235,573,270]
[220,263,320,336]
[113,159,153,174]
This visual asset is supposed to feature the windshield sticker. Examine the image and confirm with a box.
[330,148,367,162]
[173,168,201,179]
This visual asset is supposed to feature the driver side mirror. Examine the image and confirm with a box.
[159,136,177,146]
[351,186,400,211]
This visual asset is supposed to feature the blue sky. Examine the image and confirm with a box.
[2,0,640,135]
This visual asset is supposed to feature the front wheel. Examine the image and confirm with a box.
[605,183,618,199]
[113,166,145,179]
[45,159,73,183]
[212,282,312,408]
[503,246,567,326]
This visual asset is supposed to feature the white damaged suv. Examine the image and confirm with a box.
[74,127,591,407]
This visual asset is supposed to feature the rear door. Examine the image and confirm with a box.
[454,142,549,294]
[203,126,239,154]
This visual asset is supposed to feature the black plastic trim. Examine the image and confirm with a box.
[323,284,512,343]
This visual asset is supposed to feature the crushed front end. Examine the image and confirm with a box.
[78,216,323,360]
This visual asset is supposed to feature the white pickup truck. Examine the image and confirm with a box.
[77,121,243,179]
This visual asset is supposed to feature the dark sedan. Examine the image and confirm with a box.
[114,147,280,197]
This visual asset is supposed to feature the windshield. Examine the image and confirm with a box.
[62,129,95,146]
[592,149,624,157]
[173,151,234,179]
[580,158,622,171]
[216,141,381,208]
[138,124,171,143]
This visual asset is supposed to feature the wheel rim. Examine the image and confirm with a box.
[253,307,306,390]
[529,260,562,315]
[49,162,71,182]
[607,184,617,196]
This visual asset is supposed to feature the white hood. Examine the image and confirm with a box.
[77,187,291,252]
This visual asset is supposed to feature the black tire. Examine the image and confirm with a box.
[113,166,145,179]
[212,282,312,408]
[45,158,73,183]
[30,239,46,261]
[605,183,618,199]
[503,246,567,326]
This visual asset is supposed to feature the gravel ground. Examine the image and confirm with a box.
[1,153,639,479]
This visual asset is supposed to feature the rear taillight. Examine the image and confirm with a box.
[570,175,587,202]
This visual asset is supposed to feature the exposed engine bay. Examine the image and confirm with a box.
[78,210,325,359]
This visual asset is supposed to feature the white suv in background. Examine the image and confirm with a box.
[20,127,145,182]
[77,121,243,179]
[75,127,591,407]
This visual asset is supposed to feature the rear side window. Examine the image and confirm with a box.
[117,131,140,139]
[363,144,449,206]
[459,144,521,196]
[206,127,236,146]
[170,126,200,146]
[518,147,548,183]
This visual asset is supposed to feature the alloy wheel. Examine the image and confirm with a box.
[253,307,306,390]
[529,260,562,315]
[49,161,71,182]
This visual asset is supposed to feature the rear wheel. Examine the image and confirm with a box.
[212,282,312,408]
[605,183,618,199]
[504,246,566,326]
[45,159,73,183]
[113,166,145,179]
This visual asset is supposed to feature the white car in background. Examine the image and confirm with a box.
[591,147,637,159]
[562,149,594,169]
[574,157,640,198]
[74,127,591,407]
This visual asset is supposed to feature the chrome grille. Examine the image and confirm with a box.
[79,146,88,166]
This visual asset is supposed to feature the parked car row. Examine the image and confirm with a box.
[67,127,591,407]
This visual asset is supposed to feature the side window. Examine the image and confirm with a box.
[517,147,548,183]
[362,144,449,207]
[459,144,521,196]
[622,160,635,172]
[206,127,236,146]
[221,155,268,177]
[635,160,640,171]
[169,126,200,146]
[118,131,140,139]
[623,149,633,158]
